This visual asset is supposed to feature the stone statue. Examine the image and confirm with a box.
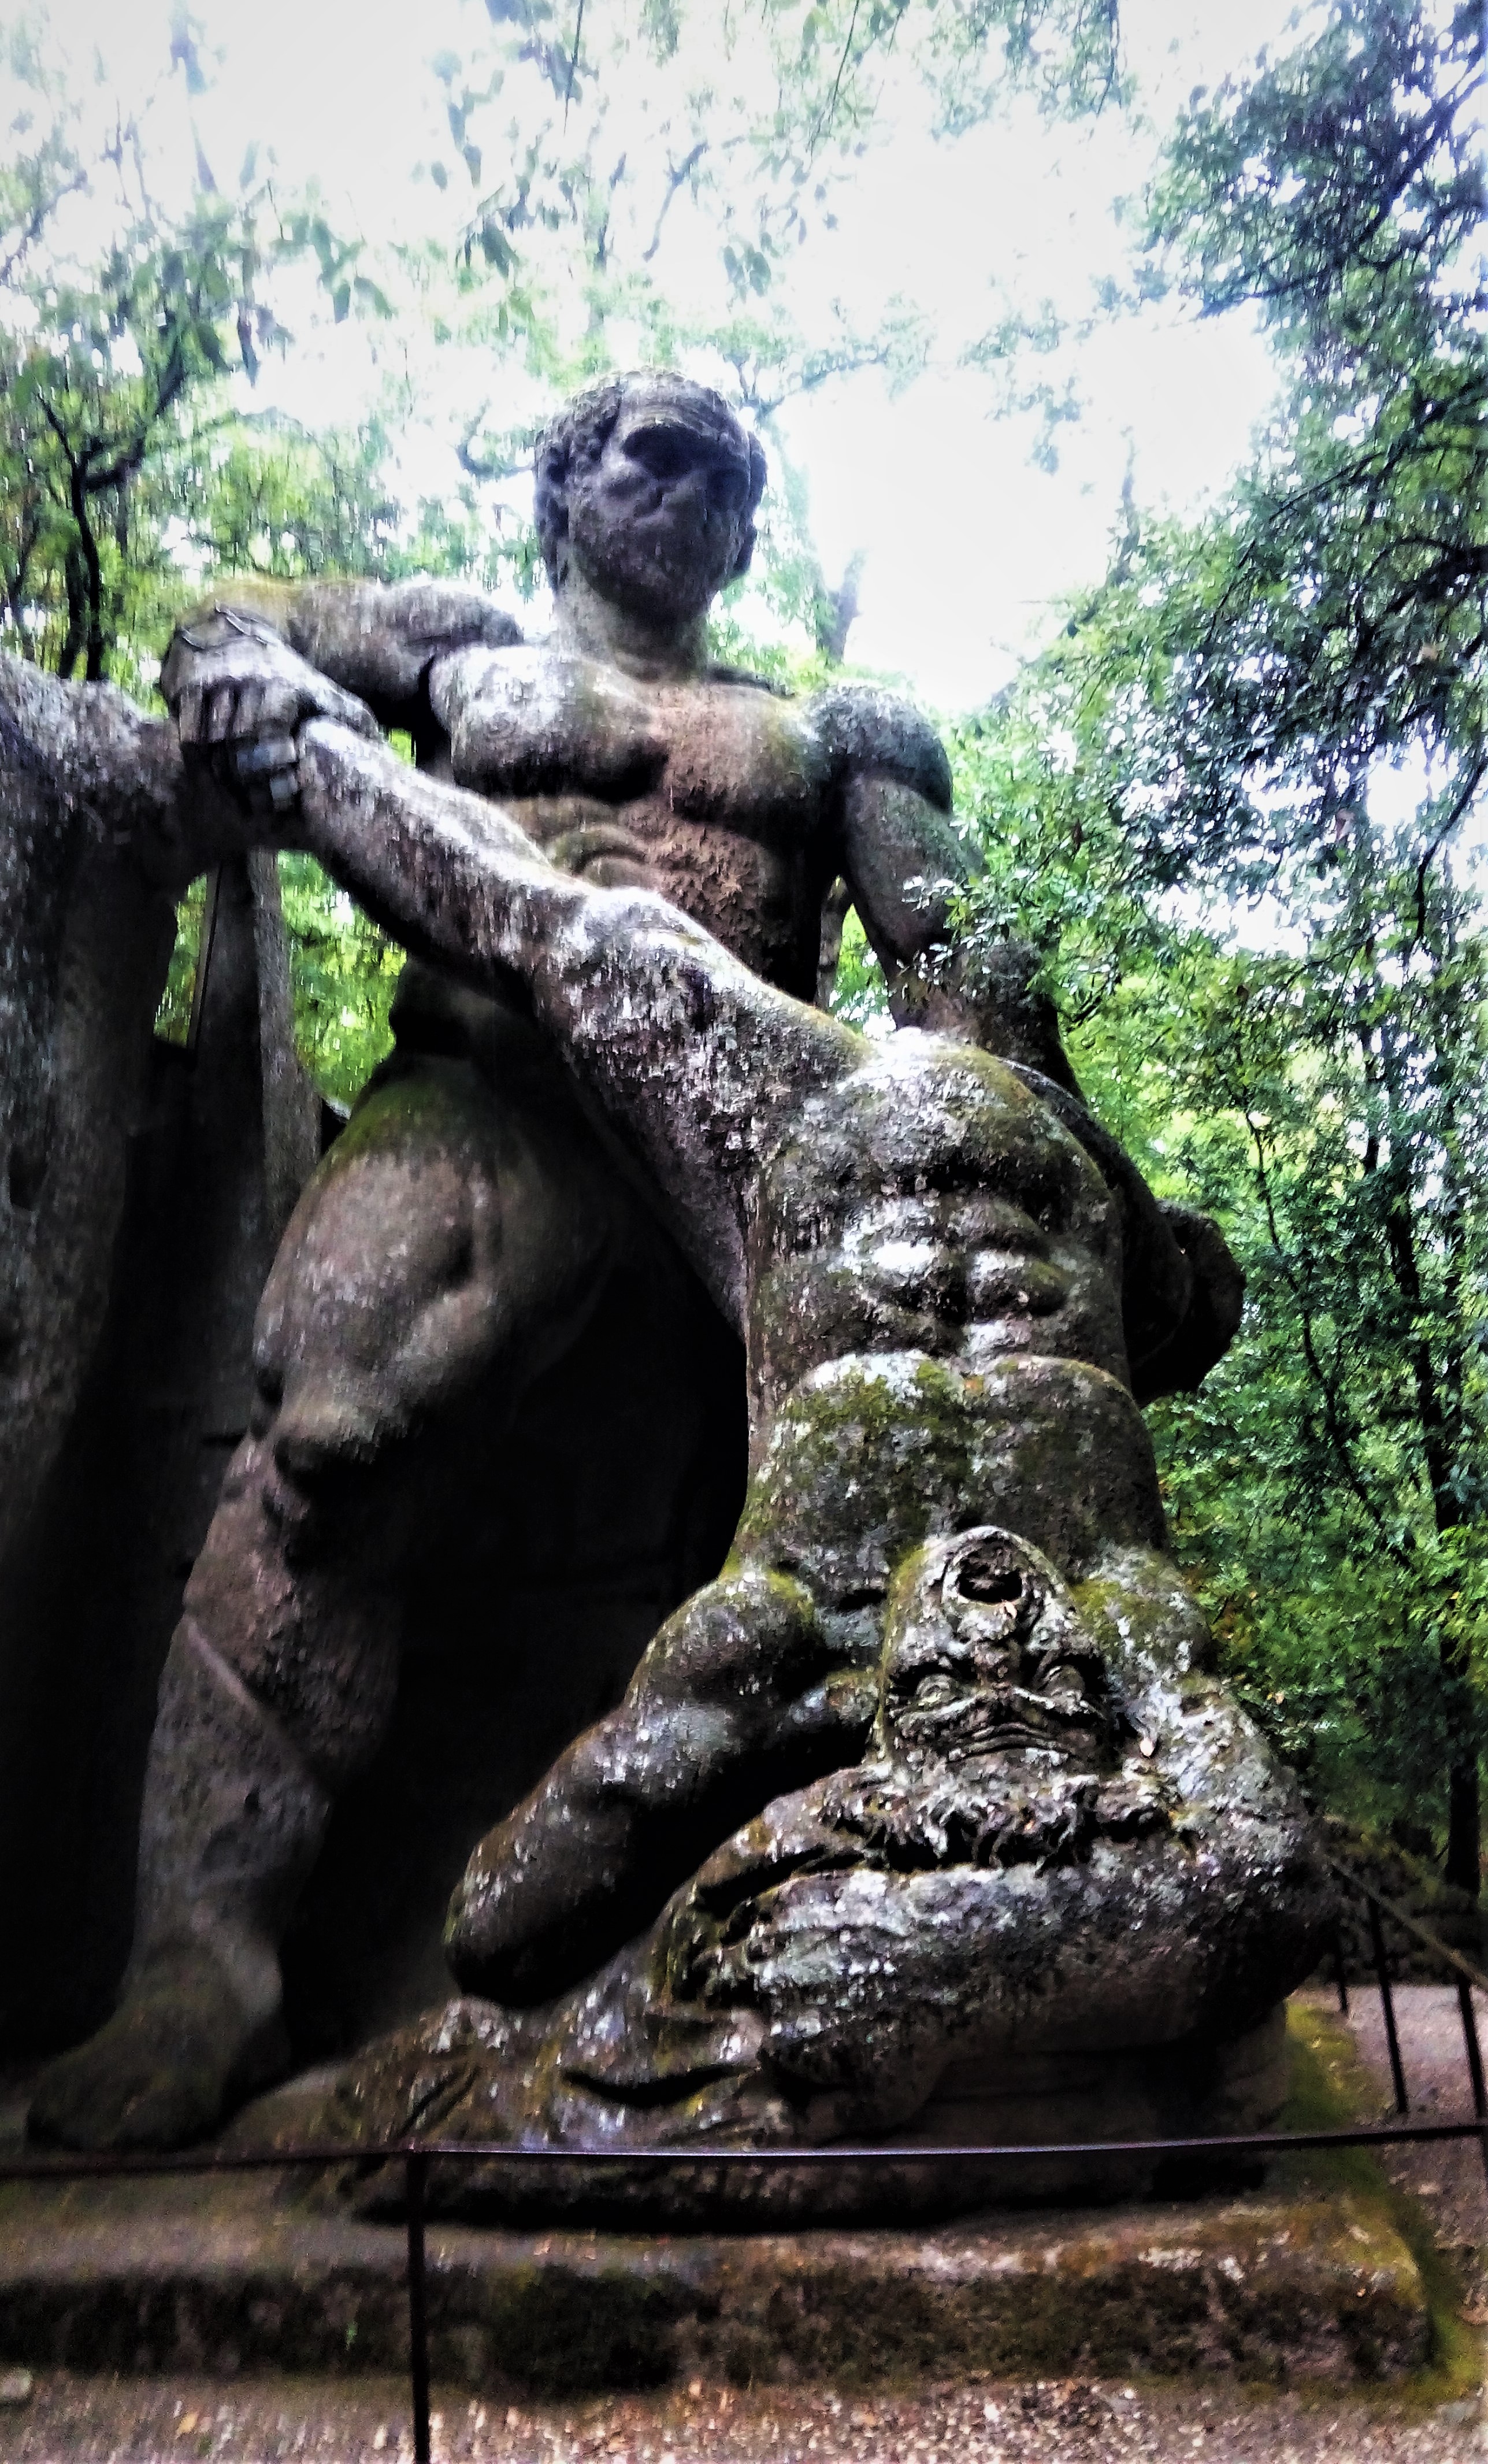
[28,371,1271,2164]
[254,700,1329,2215]
[322,1528,1325,2221]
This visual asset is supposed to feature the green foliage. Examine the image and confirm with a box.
[0,10,394,683]
[422,0,1125,551]
[152,873,208,1047]
[828,905,890,1028]
[941,0,1488,1876]
[276,852,405,1109]
[179,415,406,585]
[429,0,1123,309]
[1114,0,1485,877]
[154,855,405,1105]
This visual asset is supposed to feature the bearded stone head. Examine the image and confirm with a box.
[877,1527,1115,1776]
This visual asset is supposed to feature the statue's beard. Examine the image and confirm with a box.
[566,497,737,623]
[819,1739,1172,1875]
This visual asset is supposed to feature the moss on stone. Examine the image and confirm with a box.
[459,2257,683,2393]
[0,2149,1437,2394]
[1274,1998,1482,2406]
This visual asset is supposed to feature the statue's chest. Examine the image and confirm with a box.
[433,649,828,832]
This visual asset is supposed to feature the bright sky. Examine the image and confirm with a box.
[31,0,1304,713]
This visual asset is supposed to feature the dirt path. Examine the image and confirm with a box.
[1332,1982,1488,2312]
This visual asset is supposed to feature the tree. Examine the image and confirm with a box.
[0,14,388,684]
[427,0,1123,309]
[944,0,1487,1884]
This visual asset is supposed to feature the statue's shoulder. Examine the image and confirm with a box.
[172,581,526,706]
[368,580,524,655]
[805,678,952,808]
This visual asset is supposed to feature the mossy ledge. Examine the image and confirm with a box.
[0,2148,1432,2393]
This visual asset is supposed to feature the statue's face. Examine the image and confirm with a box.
[565,388,758,623]
[880,1531,1111,1773]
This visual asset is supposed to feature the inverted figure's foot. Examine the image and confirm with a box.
[27,1957,288,2151]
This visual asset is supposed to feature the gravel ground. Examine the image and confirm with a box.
[1,1987,1482,2463]
[1333,1982,1488,2313]
[0,2367,1482,2463]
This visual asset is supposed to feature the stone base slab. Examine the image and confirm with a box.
[0,2165,1431,2391]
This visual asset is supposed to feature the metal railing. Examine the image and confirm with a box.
[1,1858,1482,2464]
[1326,1855,1488,2156]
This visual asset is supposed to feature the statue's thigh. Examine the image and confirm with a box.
[251,1053,623,1559]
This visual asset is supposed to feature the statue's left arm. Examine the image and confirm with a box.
[823,684,1091,1091]
[821,686,965,991]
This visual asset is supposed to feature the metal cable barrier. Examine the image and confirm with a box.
[1,1859,1482,2464]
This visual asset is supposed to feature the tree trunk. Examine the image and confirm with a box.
[1445,1757,1480,1898]
[1376,1014,1480,1899]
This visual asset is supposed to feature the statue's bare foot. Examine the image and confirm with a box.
[27,1959,287,2151]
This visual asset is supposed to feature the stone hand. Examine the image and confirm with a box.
[162,609,379,822]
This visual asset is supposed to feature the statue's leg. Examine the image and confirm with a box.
[30,1047,617,2149]
[446,1567,877,2005]
[25,1494,395,2151]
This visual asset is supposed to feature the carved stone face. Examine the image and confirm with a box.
[563,384,759,623]
[879,1528,1112,1774]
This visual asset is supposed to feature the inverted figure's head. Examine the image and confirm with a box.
[879,1528,1114,1776]
[535,372,767,622]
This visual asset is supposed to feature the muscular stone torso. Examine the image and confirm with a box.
[430,647,863,1001]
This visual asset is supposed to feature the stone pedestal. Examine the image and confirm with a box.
[0,2156,1430,2392]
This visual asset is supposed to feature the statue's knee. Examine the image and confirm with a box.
[270,1391,385,1490]
[643,1568,826,1715]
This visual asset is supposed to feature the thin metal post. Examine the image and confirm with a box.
[1457,1976,1488,2115]
[1454,1976,1488,2192]
[1367,1892,1409,2115]
[1333,1928,1349,2015]
[405,2152,432,2464]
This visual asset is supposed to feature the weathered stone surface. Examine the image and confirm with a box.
[313,1536,1325,2215]
[253,732,1329,2200]
[0,2161,1431,2389]
[0,664,182,1573]
[264,2007,1292,2230]
[0,666,326,2054]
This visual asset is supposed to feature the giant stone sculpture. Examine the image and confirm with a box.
[21,372,1331,2199]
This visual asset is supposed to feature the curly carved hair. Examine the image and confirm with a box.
[533,372,767,587]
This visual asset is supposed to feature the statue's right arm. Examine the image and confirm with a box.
[162,578,522,739]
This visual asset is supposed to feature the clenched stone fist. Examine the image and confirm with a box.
[161,607,380,823]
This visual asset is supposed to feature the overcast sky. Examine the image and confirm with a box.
[31,0,1305,712]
